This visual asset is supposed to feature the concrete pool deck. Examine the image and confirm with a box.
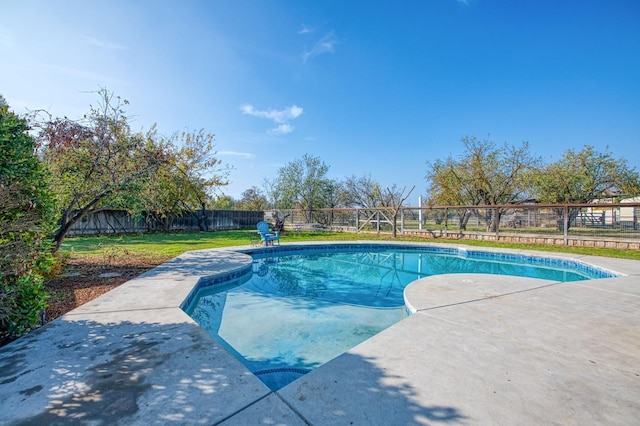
[1,242,639,425]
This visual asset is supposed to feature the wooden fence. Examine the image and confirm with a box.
[66,209,265,235]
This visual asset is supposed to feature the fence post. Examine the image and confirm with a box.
[376,211,380,233]
[444,208,448,237]
[355,209,359,233]
[401,209,405,233]
[495,207,500,241]
[563,205,569,245]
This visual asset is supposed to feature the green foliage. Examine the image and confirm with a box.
[426,137,541,206]
[530,146,640,231]
[39,89,170,250]
[138,129,229,227]
[210,195,235,210]
[271,154,335,220]
[236,186,268,210]
[533,145,640,203]
[40,90,229,239]
[0,101,55,338]
[426,137,541,231]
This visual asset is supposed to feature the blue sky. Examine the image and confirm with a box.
[2,0,639,201]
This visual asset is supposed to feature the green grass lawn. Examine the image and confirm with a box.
[60,229,640,261]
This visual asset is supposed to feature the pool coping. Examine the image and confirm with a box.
[1,241,639,425]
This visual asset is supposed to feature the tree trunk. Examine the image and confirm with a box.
[52,192,110,253]
[392,211,398,237]
[163,216,173,232]
[458,209,472,231]
[273,213,290,232]
[198,202,208,231]
[556,208,578,232]
[486,208,501,233]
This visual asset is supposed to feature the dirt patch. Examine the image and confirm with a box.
[44,254,171,321]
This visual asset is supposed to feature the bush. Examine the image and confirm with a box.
[0,101,56,339]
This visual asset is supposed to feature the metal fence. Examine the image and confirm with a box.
[266,202,640,249]
[67,209,265,235]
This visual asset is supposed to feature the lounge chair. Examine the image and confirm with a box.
[257,221,280,246]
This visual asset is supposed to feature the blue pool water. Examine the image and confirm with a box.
[184,245,615,390]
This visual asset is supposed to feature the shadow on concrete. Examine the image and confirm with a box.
[0,315,266,425]
[280,351,468,425]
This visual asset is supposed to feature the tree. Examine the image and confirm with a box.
[379,184,415,237]
[0,100,56,338]
[533,146,640,230]
[236,186,268,211]
[535,145,640,204]
[343,175,413,236]
[210,195,235,210]
[342,174,383,208]
[138,129,229,231]
[312,178,344,226]
[39,89,169,251]
[273,154,333,222]
[426,137,541,231]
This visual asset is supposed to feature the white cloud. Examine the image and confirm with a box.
[303,31,338,62]
[218,151,255,159]
[298,24,314,34]
[241,104,304,135]
[241,104,303,123]
[269,124,294,135]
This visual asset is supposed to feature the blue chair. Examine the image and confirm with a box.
[257,221,280,246]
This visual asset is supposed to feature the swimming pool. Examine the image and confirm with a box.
[183,244,616,390]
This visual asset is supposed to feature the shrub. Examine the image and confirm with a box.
[0,101,56,339]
